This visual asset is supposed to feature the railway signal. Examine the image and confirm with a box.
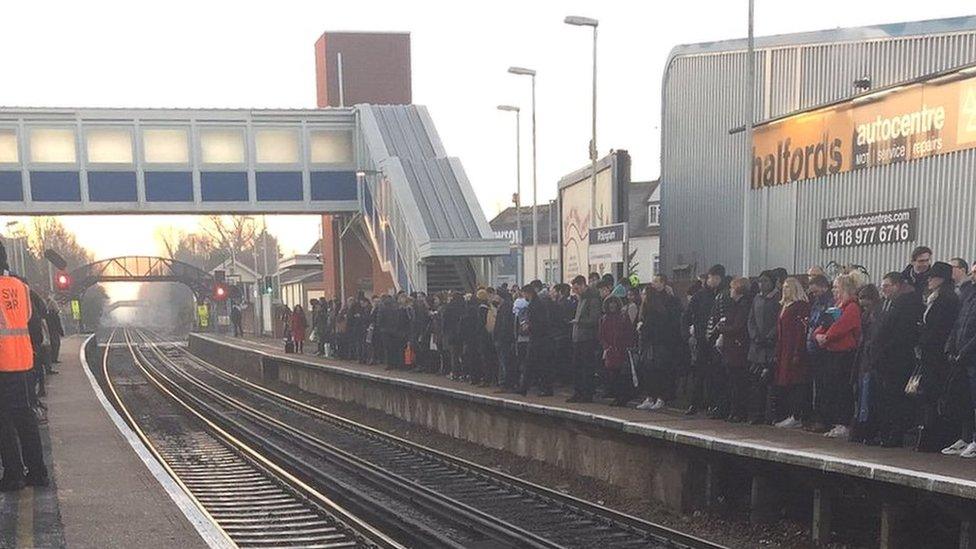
[55,271,71,291]
[213,283,228,301]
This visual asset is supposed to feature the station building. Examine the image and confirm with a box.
[661,16,976,280]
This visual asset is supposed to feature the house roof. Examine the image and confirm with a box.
[279,267,323,285]
[488,203,558,246]
[628,180,661,238]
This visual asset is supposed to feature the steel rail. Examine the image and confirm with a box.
[112,329,403,549]
[139,329,726,549]
[132,329,559,549]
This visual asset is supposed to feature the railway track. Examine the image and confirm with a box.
[101,329,402,549]
[127,328,725,549]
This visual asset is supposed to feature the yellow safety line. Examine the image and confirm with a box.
[105,329,236,548]
[130,329,405,549]
[15,487,33,548]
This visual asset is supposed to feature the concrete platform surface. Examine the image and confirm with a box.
[204,333,976,501]
[0,335,212,549]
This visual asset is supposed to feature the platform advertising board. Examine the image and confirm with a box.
[752,70,976,189]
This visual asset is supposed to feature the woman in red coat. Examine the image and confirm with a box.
[813,274,862,438]
[772,277,810,429]
[291,304,308,354]
[599,297,636,407]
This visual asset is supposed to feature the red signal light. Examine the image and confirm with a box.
[213,284,228,301]
[55,272,71,290]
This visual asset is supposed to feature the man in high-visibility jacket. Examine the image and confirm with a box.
[0,242,48,491]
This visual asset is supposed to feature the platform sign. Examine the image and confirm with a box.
[197,305,209,328]
[588,223,627,264]
[70,300,81,320]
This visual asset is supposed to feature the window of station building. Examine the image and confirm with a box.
[86,128,133,164]
[29,128,76,163]
[143,128,190,164]
[309,130,353,164]
[0,130,17,163]
[255,129,300,164]
[647,202,660,227]
[200,128,245,164]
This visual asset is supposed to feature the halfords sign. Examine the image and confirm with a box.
[752,70,976,188]
[588,223,626,264]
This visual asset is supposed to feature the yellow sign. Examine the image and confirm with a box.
[70,300,80,320]
[752,71,976,188]
[197,304,209,328]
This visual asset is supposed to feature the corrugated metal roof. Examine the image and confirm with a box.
[365,105,483,240]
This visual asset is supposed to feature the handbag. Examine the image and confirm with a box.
[404,343,416,366]
[904,363,925,398]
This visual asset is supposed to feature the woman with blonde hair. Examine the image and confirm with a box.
[772,278,811,428]
[812,274,862,438]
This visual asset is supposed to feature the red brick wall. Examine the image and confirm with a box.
[314,32,412,107]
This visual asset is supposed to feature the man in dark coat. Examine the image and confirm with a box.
[747,271,781,424]
[230,304,243,337]
[916,262,960,451]
[951,257,975,303]
[870,272,924,447]
[518,283,553,396]
[704,267,734,418]
[44,299,64,366]
[716,277,752,422]
[901,245,933,296]
[492,290,516,389]
[568,275,602,402]
[681,264,725,415]
[376,295,398,367]
[946,262,976,456]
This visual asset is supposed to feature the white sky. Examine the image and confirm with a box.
[1,0,973,262]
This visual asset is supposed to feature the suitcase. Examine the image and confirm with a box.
[284,339,295,354]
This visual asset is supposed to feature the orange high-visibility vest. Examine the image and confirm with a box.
[0,276,34,372]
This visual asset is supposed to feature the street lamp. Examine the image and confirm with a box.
[507,66,538,281]
[497,105,524,286]
[4,220,22,275]
[565,15,600,237]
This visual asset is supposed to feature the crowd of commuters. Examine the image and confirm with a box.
[276,244,976,455]
[0,241,63,492]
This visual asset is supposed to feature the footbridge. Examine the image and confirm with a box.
[0,105,508,294]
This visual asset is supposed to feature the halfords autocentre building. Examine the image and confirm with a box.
[661,16,976,280]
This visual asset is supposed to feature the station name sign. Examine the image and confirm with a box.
[752,70,976,189]
[820,208,917,250]
[588,223,626,264]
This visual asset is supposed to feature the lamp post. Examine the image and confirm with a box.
[4,221,22,275]
[743,0,755,277]
[496,105,523,286]
[507,66,538,281]
[565,15,600,254]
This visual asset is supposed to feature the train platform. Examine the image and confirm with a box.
[192,333,976,546]
[0,335,221,549]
